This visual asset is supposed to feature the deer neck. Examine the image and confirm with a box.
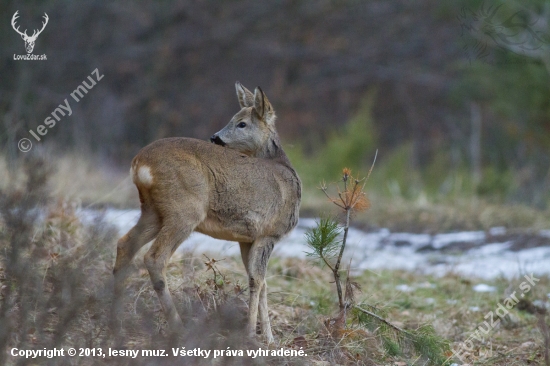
[251,133,293,167]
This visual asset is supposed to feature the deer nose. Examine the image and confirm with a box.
[210,135,226,146]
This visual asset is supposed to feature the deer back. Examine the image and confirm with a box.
[132,137,301,243]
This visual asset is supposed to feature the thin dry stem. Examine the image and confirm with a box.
[366,149,378,182]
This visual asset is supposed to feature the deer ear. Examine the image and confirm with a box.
[253,87,275,124]
[253,87,266,119]
[235,81,253,108]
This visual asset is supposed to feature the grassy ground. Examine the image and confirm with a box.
[201,253,550,365]
[2,215,548,365]
[1,155,549,365]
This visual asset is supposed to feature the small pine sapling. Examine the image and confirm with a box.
[305,165,372,312]
[305,152,451,365]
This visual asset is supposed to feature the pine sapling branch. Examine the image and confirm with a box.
[355,305,406,333]
[305,216,342,273]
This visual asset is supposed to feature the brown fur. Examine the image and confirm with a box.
[112,83,301,343]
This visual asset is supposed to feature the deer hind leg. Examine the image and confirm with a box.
[144,216,197,331]
[112,209,160,316]
[245,237,275,342]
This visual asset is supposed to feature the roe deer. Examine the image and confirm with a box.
[113,82,301,343]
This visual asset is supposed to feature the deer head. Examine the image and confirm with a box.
[11,11,49,54]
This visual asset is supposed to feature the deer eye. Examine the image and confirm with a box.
[237,122,247,128]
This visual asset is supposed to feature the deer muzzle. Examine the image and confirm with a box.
[210,135,226,146]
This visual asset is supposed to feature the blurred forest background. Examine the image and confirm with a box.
[1,0,550,219]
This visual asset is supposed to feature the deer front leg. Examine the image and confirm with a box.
[240,242,274,343]
[246,237,275,341]
[259,280,274,343]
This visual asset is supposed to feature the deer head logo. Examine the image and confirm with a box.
[11,11,49,54]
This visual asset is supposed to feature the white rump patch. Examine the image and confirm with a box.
[134,165,153,187]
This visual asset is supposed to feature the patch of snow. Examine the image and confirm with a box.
[473,284,496,293]
[378,228,391,237]
[489,226,506,236]
[386,232,431,248]
[91,209,550,281]
[296,217,318,229]
[395,284,414,292]
[533,300,550,311]
[79,208,141,236]
[432,231,485,249]
[467,242,511,255]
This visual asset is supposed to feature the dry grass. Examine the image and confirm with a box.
[0,153,138,209]
[265,257,550,365]
[2,204,547,366]
[1,155,549,365]
[302,190,550,233]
